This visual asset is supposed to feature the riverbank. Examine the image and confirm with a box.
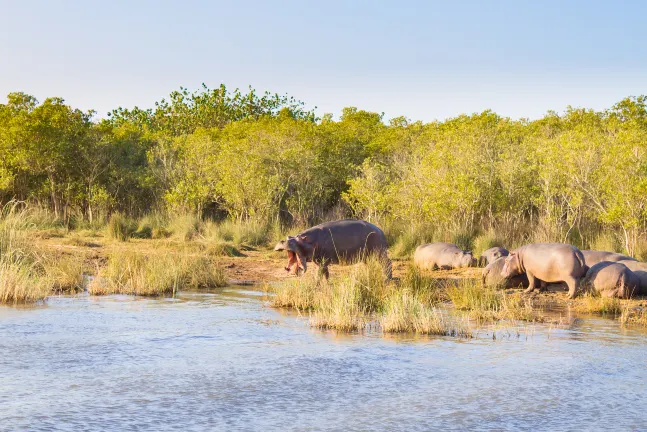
[27,229,647,332]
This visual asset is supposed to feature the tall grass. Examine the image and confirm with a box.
[447,279,539,322]
[473,229,505,257]
[619,305,647,327]
[90,251,226,296]
[0,204,57,303]
[399,264,448,305]
[380,292,471,336]
[136,212,171,239]
[107,213,137,241]
[571,292,623,315]
[204,219,272,247]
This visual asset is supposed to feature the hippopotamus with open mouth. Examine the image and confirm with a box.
[274,219,392,279]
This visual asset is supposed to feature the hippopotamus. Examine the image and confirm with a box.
[413,243,476,270]
[583,262,640,298]
[482,257,528,289]
[273,219,391,279]
[479,247,509,267]
[500,243,587,298]
[580,250,636,267]
[617,260,647,295]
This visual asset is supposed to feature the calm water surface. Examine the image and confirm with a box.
[0,288,646,431]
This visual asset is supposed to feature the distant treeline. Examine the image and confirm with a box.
[1,85,646,253]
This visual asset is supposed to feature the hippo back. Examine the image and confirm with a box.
[617,260,647,295]
[302,219,388,262]
[479,247,509,267]
[583,262,640,298]
[581,250,636,267]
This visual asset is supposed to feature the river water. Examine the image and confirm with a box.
[0,288,646,431]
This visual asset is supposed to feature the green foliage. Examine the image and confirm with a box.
[2,89,647,253]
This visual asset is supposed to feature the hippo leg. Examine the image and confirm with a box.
[381,254,392,279]
[318,264,330,280]
[566,277,579,299]
[538,280,548,292]
[524,272,537,294]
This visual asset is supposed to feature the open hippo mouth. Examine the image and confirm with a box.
[274,237,308,275]
[285,250,306,274]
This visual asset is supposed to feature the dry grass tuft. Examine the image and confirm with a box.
[380,291,471,336]
[571,292,623,315]
[91,251,226,296]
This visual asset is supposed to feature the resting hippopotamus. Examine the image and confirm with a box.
[583,262,640,298]
[479,247,509,267]
[482,257,528,289]
[273,219,391,279]
[413,243,476,270]
[500,243,587,298]
[580,250,636,267]
[617,260,647,295]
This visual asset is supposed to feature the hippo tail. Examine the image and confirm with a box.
[575,250,588,275]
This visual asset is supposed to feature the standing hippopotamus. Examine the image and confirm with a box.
[273,219,391,279]
[580,250,636,267]
[500,243,587,298]
[617,260,647,295]
[479,247,509,267]
[482,257,528,289]
[413,243,476,270]
[583,262,640,298]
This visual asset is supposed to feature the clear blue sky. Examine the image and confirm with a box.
[1,0,645,121]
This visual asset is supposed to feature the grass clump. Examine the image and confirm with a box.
[169,214,204,241]
[205,219,270,247]
[451,230,475,252]
[380,292,471,336]
[399,263,448,304]
[571,292,623,315]
[447,279,540,322]
[389,231,426,259]
[473,229,505,257]
[91,251,226,296]
[40,252,84,293]
[619,306,647,327]
[107,213,137,241]
[271,274,320,310]
[136,213,170,239]
[0,258,51,303]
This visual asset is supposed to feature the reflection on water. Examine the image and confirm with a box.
[1,288,646,431]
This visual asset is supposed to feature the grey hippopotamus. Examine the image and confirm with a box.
[580,250,636,267]
[500,243,587,298]
[482,257,528,289]
[413,243,476,270]
[273,219,391,279]
[479,247,509,267]
[617,260,647,295]
[583,262,640,298]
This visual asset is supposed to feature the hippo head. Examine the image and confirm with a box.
[274,235,312,275]
[456,250,477,268]
[501,253,521,278]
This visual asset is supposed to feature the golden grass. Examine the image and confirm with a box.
[447,279,541,322]
[570,292,623,315]
[90,251,226,296]
[380,291,471,336]
[40,252,85,293]
[0,258,51,303]
[619,305,647,327]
